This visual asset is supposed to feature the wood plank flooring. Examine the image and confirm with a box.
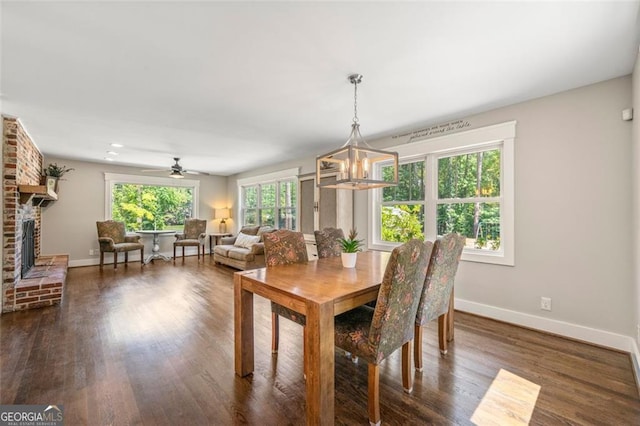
[1,257,639,425]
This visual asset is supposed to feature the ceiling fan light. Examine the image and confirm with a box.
[169,170,184,179]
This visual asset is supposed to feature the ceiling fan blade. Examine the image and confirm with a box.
[183,170,210,176]
[141,168,171,173]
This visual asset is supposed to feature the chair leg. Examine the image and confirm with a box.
[414,324,423,372]
[182,246,185,260]
[125,251,129,266]
[173,244,176,262]
[402,340,413,393]
[113,252,118,269]
[438,313,448,355]
[447,290,455,342]
[197,244,200,260]
[368,363,381,426]
[140,247,144,267]
[271,312,279,353]
[99,251,104,270]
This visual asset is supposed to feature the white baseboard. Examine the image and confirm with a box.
[456,298,636,353]
[69,249,210,268]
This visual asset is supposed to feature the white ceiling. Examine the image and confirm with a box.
[2,1,639,176]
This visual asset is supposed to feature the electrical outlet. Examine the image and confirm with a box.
[540,297,552,311]
[89,249,94,256]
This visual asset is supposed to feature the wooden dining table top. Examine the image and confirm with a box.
[236,250,391,316]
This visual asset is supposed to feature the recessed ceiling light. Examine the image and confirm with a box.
[104,157,115,161]
[106,151,119,156]
[110,143,124,148]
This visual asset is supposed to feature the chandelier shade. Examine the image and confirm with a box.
[316,74,398,190]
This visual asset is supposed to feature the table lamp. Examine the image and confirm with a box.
[215,208,230,233]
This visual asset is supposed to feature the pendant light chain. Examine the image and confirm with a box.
[353,79,359,125]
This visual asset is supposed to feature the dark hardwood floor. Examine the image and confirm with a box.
[1,257,639,425]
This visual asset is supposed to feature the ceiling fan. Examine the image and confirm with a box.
[142,157,209,179]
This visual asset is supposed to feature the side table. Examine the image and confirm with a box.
[136,230,176,264]
[209,232,233,256]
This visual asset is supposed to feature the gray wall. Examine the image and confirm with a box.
[228,76,636,352]
[40,157,228,266]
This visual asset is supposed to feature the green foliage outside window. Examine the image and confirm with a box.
[381,205,425,242]
[112,184,193,231]
[380,148,501,250]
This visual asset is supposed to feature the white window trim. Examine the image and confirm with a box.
[104,172,200,220]
[368,121,515,266]
[237,167,300,227]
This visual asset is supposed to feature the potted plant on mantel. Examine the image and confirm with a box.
[43,163,74,194]
[339,228,364,268]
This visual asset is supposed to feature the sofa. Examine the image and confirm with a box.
[213,225,275,270]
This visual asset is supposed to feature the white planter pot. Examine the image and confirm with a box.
[341,252,357,268]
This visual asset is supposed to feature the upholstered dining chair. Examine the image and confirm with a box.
[414,233,465,372]
[334,239,432,426]
[173,218,207,261]
[96,220,144,269]
[314,227,344,259]
[263,230,309,369]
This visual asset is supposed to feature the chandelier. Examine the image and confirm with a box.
[316,74,398,190]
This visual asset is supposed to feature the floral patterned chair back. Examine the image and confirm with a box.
[183,219,207,240]
[416,233,465,326]
[263,230,308,266]
[96,220,126,244]
[314,227,344,259]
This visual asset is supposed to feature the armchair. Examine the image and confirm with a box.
[173,219,207,261]
[96,220,144,269]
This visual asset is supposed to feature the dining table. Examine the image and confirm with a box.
[233,249,456,425]
[234,250,389,425]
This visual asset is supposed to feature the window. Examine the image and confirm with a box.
[105,173,199,231]
[370,121,515,265]
[238,168,299,230]
[380,161,425,242]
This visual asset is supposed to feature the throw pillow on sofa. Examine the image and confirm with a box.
[234,232,261,249]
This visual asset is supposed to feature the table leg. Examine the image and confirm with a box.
[305,301,334,425]
[209,235,213,256]
[234,273,254,377]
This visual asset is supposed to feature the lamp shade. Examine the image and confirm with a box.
[215,208,230,220]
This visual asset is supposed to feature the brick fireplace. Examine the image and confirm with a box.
[2,116,67,313]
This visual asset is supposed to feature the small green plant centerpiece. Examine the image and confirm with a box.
[339,228,364,268]
[43,163,74,193]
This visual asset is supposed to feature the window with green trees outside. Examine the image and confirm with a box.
[107,175,197,232]
[380,147,501,251]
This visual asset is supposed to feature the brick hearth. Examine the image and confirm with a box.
[8,255,68,311]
